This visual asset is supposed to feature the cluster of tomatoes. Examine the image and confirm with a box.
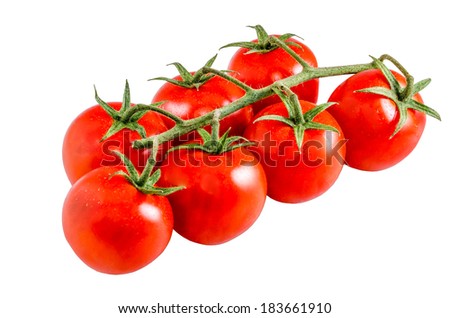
[62,26,439,275]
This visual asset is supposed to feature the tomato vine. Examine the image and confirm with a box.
[132,60,376,150]
[62,24,443,274]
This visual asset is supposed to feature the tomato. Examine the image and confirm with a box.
[62,166,173,274]
[158,146,267,245]
[152,74,253,141]
[327,69,426,171]
[243,101,346,203]
[227,36,318,114]
[62,101,167,184]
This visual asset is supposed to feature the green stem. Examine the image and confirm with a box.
[210,110,221,142]
[379,54,415,100]
[133,60,375,149]
[128,103,185,125]
[272,84,305,124]
[136,137,159,186]
[201,67,253,92]
[269,36,311,69]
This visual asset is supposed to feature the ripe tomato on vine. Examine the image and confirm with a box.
[327,56,440,171]
[150,56,253,143]
[223,25,319,114]
[62,81,168,184]
[244,88,345,203]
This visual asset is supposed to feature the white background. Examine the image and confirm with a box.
[1,0,449,317]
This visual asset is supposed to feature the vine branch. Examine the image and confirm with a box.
[133,59,377,149]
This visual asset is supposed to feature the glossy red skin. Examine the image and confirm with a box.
[244,101,346,203]
[158,147,267,245]
[62,166,173,274]
[227,36,318,114]
[327,69,426,171]
[152,75,253,142]
[62,102,168,184]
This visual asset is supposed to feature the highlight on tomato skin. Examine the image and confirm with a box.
[62,166,174,275]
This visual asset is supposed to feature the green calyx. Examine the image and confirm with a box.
[95,80,164,141]
[254,84,339,151]
[220,24,302,54]
[149,55,220,90]
[357,55,441,137]
[169,110,253,155]
[111,148,184,196]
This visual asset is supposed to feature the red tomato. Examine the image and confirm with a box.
[227,36,318,114]
[244,101,346,203]
[327,69,426,171]
[152,75,253,141]
[62,102,167,184]
[62,166,173,274]
[158,146,267,245]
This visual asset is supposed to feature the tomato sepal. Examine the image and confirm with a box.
[168,127,253,155]
[149,55,221,90]
[94,80,165,141]
[355,56,441,137]
[168,110,253,155]
[220,25,303,54]
[255,84,340,150]
[112,150,184,196]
